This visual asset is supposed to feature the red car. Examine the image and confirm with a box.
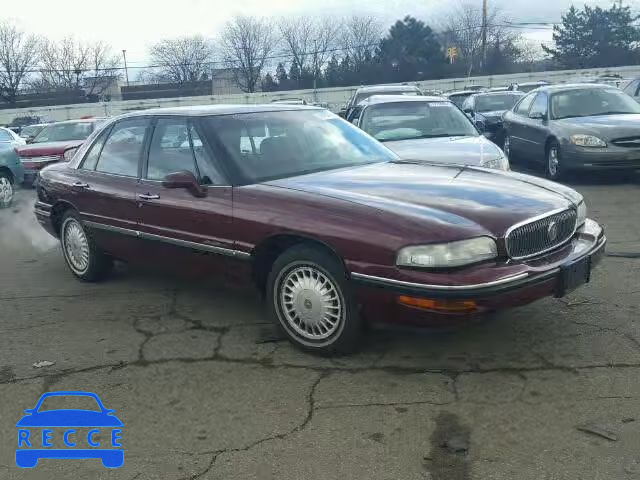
[16,118,106,185]
[34,105,606,354]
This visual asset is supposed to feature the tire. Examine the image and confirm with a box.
[545,140,564,180]
[60,211,113,282]
[0,171,14,209]
[503,135,513,163]
[266,244,362,355]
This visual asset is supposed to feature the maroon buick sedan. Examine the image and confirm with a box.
[34,105,605,354]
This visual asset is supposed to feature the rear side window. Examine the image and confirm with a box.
[80,126,111,170]
[95,118,150,177]
[529,93,548,118]
[514,93,536,115]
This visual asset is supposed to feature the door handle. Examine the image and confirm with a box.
[72,182,90,188]
[138,193,160,200]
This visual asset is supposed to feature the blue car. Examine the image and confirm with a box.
[0,143,24,208]
[16,391,123,468]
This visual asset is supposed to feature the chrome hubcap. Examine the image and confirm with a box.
[548,147,559,176]
[63,219,90,273]
[0,177,13,205]
[279,266,343,340]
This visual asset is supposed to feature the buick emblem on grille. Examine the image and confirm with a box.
[547,221,558,242]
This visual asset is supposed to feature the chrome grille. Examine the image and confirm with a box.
[20,155,61,163]
[506,209,577,259]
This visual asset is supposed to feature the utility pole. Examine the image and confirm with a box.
[481,0,488,71]
[122,49,130,87]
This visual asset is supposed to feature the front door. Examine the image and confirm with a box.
[135,117,239,276]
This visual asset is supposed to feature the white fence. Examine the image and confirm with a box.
[2,64,640,124]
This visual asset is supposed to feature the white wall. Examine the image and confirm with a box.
[2,64,640,124]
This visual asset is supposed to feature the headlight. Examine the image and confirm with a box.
[480,154,510,171]
[576,201,587,227]
[570,134,607,148]
[396,237,498,268]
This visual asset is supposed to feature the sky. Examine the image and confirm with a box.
[2,0,637,66]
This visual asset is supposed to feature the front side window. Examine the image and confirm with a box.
[623,79,640,97]
[80,126,111,171]
[95,118,149,177]
[147,119,196,181]
[189,125,224,185]
[360,101,478,142]
[205,110,396,184]
[475,94,524,112]
[550,88,640,120]
[31,122,94,143]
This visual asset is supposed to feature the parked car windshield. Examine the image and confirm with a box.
[20,124,46,138]
[32,121,94,143]
[354,89,420,105]
[204,110,397,183]
[360,101,478,142]
[475,94,524,112]
[448,93,472,108]
[551,88,640,119]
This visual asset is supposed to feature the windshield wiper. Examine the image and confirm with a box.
[597,111,636,116]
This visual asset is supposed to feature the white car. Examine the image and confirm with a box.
[0,127,26,147]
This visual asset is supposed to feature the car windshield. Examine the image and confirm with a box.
[360,101,478,142]
[37,395,101,412]
[354,89,420,104]
[204,110,396,183]
[475,94,523,112]
[448,94,472,107]
[551,88,640,119]
[32,122,94,143]
[20,125,44,137]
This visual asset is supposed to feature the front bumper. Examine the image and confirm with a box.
[561,144,640,170]
[351,218,605,324]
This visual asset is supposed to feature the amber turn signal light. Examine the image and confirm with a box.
[397,295,478,313]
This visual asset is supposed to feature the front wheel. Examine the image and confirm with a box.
[267,245,362,355]
[0,172,14,208]
[60,211,113,282]
[545,140,564,180]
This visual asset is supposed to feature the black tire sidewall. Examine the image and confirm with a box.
[0,172,14,209]
[546,141,562,180]
[266,245,361,354]
[60,211,111,281]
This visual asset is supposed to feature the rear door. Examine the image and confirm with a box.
[504,92,535,156]
[136,117,236,265]
[70,118,152,256]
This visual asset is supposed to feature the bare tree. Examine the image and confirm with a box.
[278,17,339,81]
[341,16,383,70]
[149,35,214,84]
[0,22,40,105]
[220,15,277,93]
[442,2,517,77]
[38,38,120,96]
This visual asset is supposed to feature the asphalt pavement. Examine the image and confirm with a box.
[0,170,639,480]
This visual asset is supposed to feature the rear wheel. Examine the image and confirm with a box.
[0,172,14,208]
[60,211,113,281]
[267,245,362,354]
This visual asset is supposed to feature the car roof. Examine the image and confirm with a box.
[354,84,421,94]
[470,91,525,98]
[535,83,612,94]
[49,118,106,125]
[359,94,448,106]
[120,104,322,118]
[447,90,477,96]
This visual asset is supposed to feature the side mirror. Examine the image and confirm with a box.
[475,120,486,132]
[530,111,547,120]
[26,137,34,144]
[463,108,473,115]
[162,170,207,198]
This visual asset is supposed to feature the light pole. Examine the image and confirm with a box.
[481,0,488,71]
[122,49,130,87]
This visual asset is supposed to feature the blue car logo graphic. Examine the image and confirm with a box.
[16,391,123,468]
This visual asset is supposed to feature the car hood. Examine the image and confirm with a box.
[382,136,503,166]
[266,162,581,237]
[556,114,640,140]
[16,140,84,157]
[16,410,123,427]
